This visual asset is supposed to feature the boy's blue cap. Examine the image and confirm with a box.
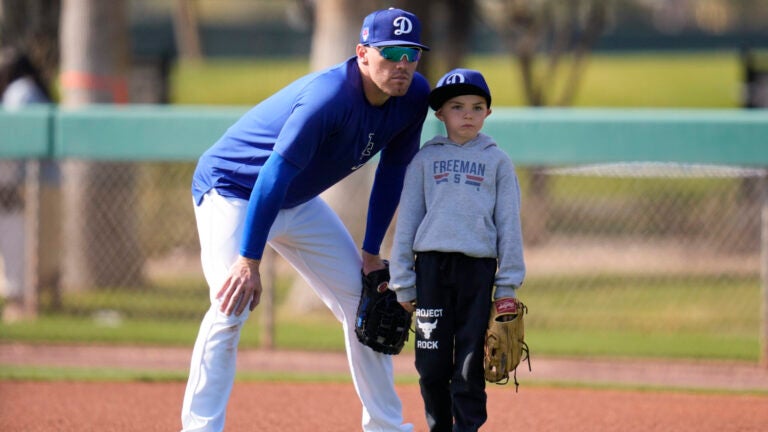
[429,68,492,110]
[360,8,430,51]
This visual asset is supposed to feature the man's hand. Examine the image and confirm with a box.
[361,250,387,276]
[216,256,262,316]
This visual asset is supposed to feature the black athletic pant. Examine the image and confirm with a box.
[413,251,496,432]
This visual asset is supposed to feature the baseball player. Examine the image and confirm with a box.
[181,8,430,432]
[390,69,526,431]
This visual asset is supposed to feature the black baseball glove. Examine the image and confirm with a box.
[354,262,412,355]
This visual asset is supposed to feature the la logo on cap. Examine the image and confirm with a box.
[359,8,430,50]
[445,73,467,85]
[393,16,413,35]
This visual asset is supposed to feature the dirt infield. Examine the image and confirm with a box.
[2,381,768,431]
[2,343,768,431]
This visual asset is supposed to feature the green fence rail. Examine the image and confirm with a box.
[2,105,768,165]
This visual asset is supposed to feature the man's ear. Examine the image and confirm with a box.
[356,44,369,64]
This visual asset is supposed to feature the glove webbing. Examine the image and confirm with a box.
[507,341,531,392]
[491,341,531,391]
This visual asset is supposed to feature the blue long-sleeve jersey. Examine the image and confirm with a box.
[192,57,430,259]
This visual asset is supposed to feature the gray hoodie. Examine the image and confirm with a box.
[390,133,526,303]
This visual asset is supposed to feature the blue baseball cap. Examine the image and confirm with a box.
[429,68,492,110]
[360,8,430,51]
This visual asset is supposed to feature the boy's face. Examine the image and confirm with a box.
[435,94,491,145]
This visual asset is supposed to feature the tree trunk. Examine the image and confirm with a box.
[444,0,474,71]
[309,0,374,71]
[59,0,143,291]
[400,0,435,82]
[288,0,376,313]
[172,0,202,62]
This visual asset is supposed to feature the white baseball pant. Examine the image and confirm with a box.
[181,189,413,432]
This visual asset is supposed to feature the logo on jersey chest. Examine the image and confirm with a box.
[351,133,376,170]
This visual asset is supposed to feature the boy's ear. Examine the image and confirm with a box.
[434,108,444,121]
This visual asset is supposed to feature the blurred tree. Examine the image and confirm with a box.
[172,0,202,62]
[403,0,475,83]
[308,0,376,70]
[441,0,476,72]
[483,0,611,107]
[60,0,144,291]
[399,0,434,80]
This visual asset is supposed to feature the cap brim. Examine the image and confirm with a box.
[429,84,491,110]
[367,40,431,51]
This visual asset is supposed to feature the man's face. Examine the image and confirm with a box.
[359,45,420,101]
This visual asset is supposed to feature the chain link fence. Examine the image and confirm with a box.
[0,158,765,356]
[519,163,764,342]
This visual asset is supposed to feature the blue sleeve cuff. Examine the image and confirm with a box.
[362,163,407,255]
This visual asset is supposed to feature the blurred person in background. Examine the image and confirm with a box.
[0,47,52,107]
[0,46,52,320]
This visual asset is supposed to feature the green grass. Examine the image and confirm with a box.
[0,363,413,384]
[0,314,203,346]
[571,51,740,108]
[0,365,188,382]
[0,311,345,351]
[171,58,311,105]
[531,175,738,201]
[463,51,740,108]
[48,286,209,320]
[520,274,761,361]
[172,51,742,108]
[529,329,757,361]
[524,275,760,336]
[1,274,759,361]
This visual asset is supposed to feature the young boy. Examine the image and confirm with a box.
[390,68,526,432]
